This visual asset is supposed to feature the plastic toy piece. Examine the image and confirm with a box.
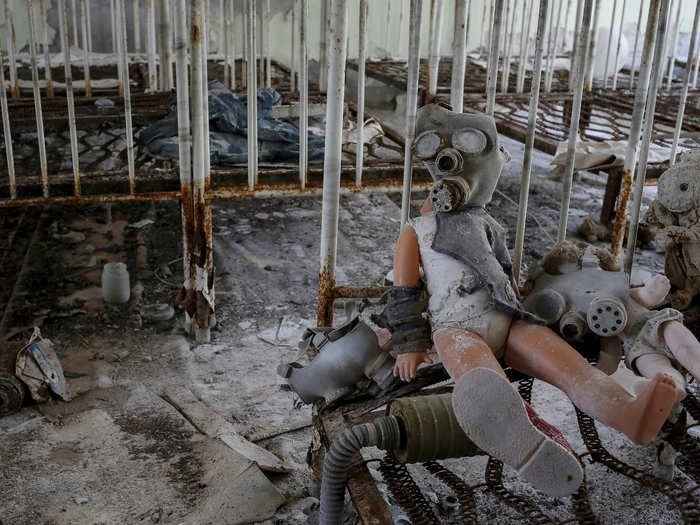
[389,105,676,497]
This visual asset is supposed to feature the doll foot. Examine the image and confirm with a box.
[625,373,677,445]
[452,368,583,497]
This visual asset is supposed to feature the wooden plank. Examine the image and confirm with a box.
[162,385,292,473]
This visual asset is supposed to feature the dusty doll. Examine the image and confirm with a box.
[382,104,677,498]
[643,152,700,310]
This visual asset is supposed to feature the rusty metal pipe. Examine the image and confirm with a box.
[0,47,15,199]
[611,0,627,90]
[318,0,348,326]
[299,0,308,189]
[58,0,80,197]
[629,0,646,89]
[27,0,49,198]
[669,0,699,166]
[246,0,258,189]
[514,0,548,282]
[486,0,504,115]
[80,0,91,96]
[557,0,593,242]
[428,0,444,98]
[611,0,662,258]
[450,0,468,112]
[624,0,670,274]
[400,0,423,228]
[355,0,368,187]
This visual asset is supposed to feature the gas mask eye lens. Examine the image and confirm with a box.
[452,128,488,155]
[413,131,442,160]
[681,183,689,192]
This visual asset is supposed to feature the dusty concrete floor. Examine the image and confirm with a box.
[0,125,692,525]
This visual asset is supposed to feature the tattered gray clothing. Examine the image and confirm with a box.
[622,308,684,374]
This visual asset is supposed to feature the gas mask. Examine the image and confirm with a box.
[523,247,629,342]
[412,104,511,212]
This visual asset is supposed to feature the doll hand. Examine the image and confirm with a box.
[664,226,691,243]
[394,352,433,382]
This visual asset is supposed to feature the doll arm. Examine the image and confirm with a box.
[389,226,432,381]
[663,225,700,243]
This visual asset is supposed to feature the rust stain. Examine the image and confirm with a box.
[610,169,633,258]
[0,191,181,208]
[334,285,390,299]
[192,24,201,42]
[317,263,335,327]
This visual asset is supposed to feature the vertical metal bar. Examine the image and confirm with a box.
[486,0,504,115]
[545,0,564,91]
[134,0,141,52]
[71,0,78,46]
[557,0,593,242]
[111,0,117,52]
[85,2,92,53]
[570,0,584,90]
[693,34,700,88]
[611,0,627,90]
[264,0,271,88]
[428,0,444,98]
[39,0,53,98]
[80,0,91,96]
[603,0,618,88]
[450,0,468,111]
[116,0,126,96]
[611,0,662,258]
[669,0,699,166]
[291,2,297,93]
[624,0,670,273]
[117,0,136,195]
[487,0,495,57]
[258,1,264,87]
[174,0,193,335]
[224,0,230,87]
[318,0,349,327]
[319,0,328,92]
[400,0,423,228]
[241,0,247,89]
[299,0,308,188]
[190,0,214,343]
[146,0,157,91]
[219,0,225,60]
[27,1,49,198]
[399,0,406,56]
[629,0,645,88]
[58,0,80,196]
[247,0,258,189]
[583,0,600,91]
[514,0,548,282]
[355,0,368,187]
[202,0,210,175]
[665,0,681,89]
[480,0,488,52]
[501,0,515,93]
[0,47,15,199]
[159,0,173,90]
[562,0,573,55]
[5,0,18,100]
[230,0,236,90]
[516,0,532,93]
[384,0,391,58]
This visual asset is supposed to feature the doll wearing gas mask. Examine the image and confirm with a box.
[383,104,677,498]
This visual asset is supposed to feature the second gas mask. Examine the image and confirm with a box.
[412,104,511,212]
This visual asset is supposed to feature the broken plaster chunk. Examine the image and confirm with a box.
[74,496,89,505]
[53,231,86,243]
[139,304,175,323]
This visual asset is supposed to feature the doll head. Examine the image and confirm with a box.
[413,104,510,210]
[657,164,700,214]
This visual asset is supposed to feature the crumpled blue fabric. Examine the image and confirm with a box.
[138,80,325,164]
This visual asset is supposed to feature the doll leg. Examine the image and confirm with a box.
[661,320,700,382]
[504,321,676,445]
[635,353,686,402]
[435,328,583,496]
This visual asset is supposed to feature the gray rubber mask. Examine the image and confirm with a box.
[413,104,510,211]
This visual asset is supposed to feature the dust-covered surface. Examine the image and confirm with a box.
[0,125,691,525]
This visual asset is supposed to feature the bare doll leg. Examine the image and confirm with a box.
[505,320,676,445]
[661,320,700,381]
[435,328,583,497]
[635,353,686,402]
